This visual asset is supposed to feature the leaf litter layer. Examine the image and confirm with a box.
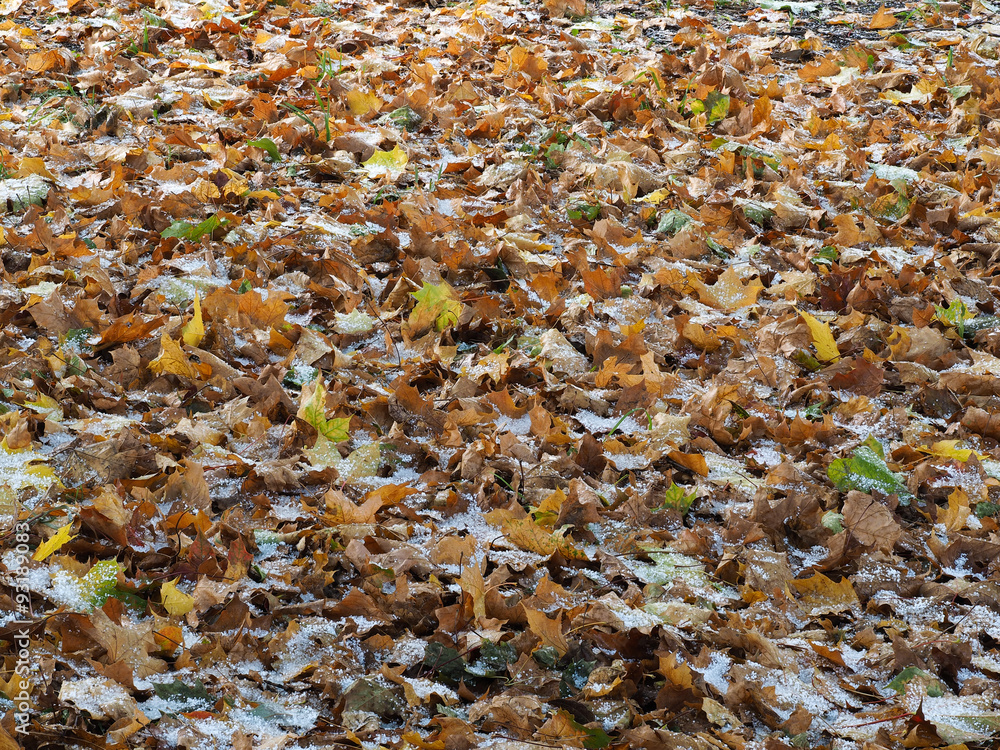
[3,0,1000,748]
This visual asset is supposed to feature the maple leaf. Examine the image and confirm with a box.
[359,145,408,179]
[297,375,351,443]
[148,334,201,380]
[347,89,383,116]
[33,522,76,561]
[160,578,195,617]
[687,267,763,311]
[95,314,167,350]
[403,281,462,338]
[484,508,588,560]
[89,606,168,680]
[798,309,841,363]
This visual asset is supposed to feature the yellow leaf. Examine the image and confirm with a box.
[191,179,221,202]
[788,572,858,616]
[336,443,382,483]
[360,145,408,179]
[346,89,383,117]
[33,522,76,561]
[532,487,566,528]
[687,267,763,311]
[485,508,587,560]
[459,554,487,622]
[24,393,63,421]
[637,188,670,205]
[15,157,56,180]
[161,578,194,616]
[919,440,986,462]
[939,488,971,532]
[181,292,204,347]
[246,189,280,201]
[403,281,462,339]
[524,607,569,655]
[148,334,198,380]
[798,309,841,363]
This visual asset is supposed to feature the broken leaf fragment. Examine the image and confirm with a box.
[181,293,205,347]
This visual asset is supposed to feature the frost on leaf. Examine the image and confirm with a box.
[828,437,913,503]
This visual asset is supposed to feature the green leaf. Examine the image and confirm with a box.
[885,666,928,695]
[78,560,121,608]
[387,106,421,131]
[560,659,594,693]
[705,91,730,124]
[656,209,691,235]
[812,245,839,266]
[661,483,696,515]
[827,437,913,503]
[821,510,844,534]
[297,375,350,443]
[533,645,560,668]
[423,641,467,684]
[583,726,613,750]
[557,709,611,749]
[741,200,774,226]
[935,298,972,338]
[360,144,408,179]
[406,281,462,335]
[161,214,228,241]
[804,403,824,421]
[0,174,50,213]
[927,699,1000,744]
[790,348,822,371]
[153,678,212,704]
[976,501,1000,518]
[963,314,1000,340]
[470,640,517,678]
[248,137,281,162]
[757,0,819,10]
[568,203,601,221]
